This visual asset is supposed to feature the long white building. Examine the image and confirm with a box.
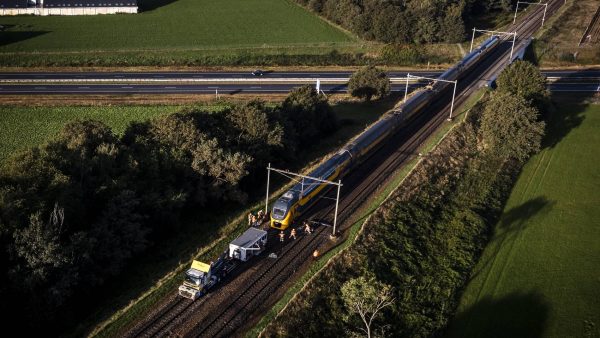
[0,0,138,15]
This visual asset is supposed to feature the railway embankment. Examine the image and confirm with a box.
[260,61,548,337]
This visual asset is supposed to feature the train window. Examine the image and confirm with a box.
[273,208,285,217]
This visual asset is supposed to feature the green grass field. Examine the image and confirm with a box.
[0,105,183,161]
[446,99,600,338]
[0,0,356,65]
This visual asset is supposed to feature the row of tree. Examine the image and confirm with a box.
[0,85,337,335]
[293,0,515,43]
[262,61,547,337]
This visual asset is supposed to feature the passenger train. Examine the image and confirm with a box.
[270,36,501,230]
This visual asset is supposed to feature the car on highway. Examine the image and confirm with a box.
[252,69,264,76]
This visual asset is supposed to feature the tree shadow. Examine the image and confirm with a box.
[468,196,555,282]
[137,0,179,12]
[518,48,592,150]
[0,30,49,47]
[446,291,550,338]
[542,93,590,150]
[497,196,555,230]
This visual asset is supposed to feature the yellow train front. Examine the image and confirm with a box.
[270,155,349,230]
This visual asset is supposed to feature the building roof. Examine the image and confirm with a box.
[0,0,137,7]
[230,228,267,249]
[0,0,28,8]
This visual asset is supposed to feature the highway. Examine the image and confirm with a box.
[0,77,597,95]
[0,70,598,82]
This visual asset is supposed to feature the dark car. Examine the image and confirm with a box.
[252,69,264,76]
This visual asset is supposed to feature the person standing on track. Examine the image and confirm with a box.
[279,231,285,243]
[289,228,297,240]
[303,221,312,234]
[248,212,254,226]
[257,209,265,222]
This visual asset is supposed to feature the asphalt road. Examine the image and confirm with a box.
[0,81,597,95]
[0,70,598,81]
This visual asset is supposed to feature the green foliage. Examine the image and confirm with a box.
[348,66,391,101]
[280,84,338,150]
[0,92,338,336]
[479,93,545,163]
[295,0,511,44]
[380,44,423,65]
[496,60,547,104]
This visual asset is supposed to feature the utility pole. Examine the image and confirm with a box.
[265,163,271,214]
[265,165,343,237]
[514,1,549,27]
[470,28,517,62]
[404,73,410,103]
[405,74,458,120]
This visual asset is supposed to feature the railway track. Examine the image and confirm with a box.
[579,5,600,46]
[123,2,564,337]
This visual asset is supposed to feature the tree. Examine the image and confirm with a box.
[341,275,394,338]
[348,66,391,101]
[479,92,545,162]
[280,84,337,149]
[496,60,547,104]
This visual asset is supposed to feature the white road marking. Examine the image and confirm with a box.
[121,86,133,89]
[165,86,176,89]
[78,86,90,89]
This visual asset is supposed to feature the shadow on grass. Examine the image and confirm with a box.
[519,57,591,149]
[447,292,549,338]
[469,196,555,282]
[0,30,49,47]
[498,196,555,229]
[138,0,179,12]
[542,86,592,149]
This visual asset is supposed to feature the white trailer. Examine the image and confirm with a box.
[229,228,268,262]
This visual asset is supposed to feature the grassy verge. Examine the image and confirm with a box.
[446,97,600,338]
[533,0,600,66]
[247,88,489,337]
[84,97,397,338]
[0,104,230,161]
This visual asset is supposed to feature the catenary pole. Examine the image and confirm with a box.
[404,73,410,102]
[448,80,458,120]
[265,163,271,214]
[332,180,341,237]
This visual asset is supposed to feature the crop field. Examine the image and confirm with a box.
[0,0,356,66]
[0,105,183,161]
[446,99,600,338]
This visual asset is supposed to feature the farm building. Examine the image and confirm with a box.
[0,0,137,15]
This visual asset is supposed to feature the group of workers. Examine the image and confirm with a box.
[248,209,267,228]
[278,220,313,242]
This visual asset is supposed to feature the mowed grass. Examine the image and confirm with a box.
[0,0,355,53]
[0,105,182,161]
[446,99,600,338]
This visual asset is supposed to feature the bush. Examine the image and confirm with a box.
[348,66,391,101]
